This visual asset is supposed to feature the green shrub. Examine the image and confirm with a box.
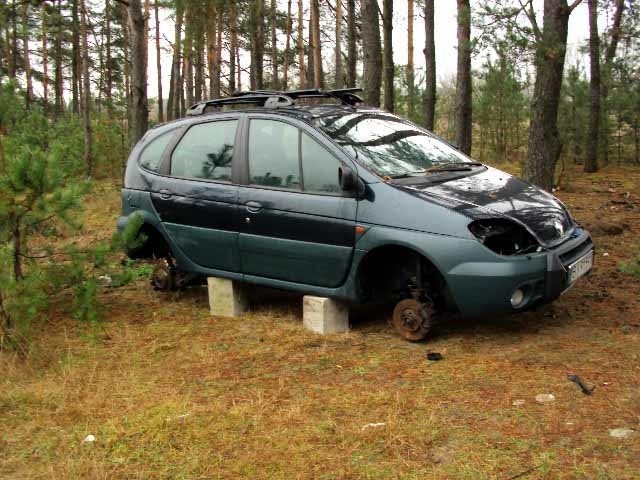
[0,82,144,352]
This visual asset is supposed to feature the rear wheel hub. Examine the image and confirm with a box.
[151,258,175,291]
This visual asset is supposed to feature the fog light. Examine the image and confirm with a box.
[511,288,525,307]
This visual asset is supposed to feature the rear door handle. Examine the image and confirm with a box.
[245,201,263,213]
[159,189,172,199]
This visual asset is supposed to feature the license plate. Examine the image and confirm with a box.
[567,250,594,284]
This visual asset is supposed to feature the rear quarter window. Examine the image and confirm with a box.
[138,130,173,172]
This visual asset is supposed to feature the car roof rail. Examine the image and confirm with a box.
[233,88,363,106]
[185,88,364,116]
[185,94,294,116]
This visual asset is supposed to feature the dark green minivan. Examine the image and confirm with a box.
[118,89,594,340]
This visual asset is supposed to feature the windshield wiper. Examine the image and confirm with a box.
[389,171,426,179]
[426,162,483,173]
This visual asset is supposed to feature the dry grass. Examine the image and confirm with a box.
[1,167,640,479]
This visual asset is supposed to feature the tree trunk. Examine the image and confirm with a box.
[54,0,63,114]
[128,0,149,147]
[361,0,381,107]
[194,17,204,103]
[96,15,105,111]
[184,6,193,107]
[382,0,394,112]
[144,0,149,77]
[122,4,131,125]
[307,13,314,87]
[207,2,217,98]
[346,0,356,88]
[407,0,414,118]
[634,113,639,165]
[423,0,435,131]
[41,2,48,115]
[271,0,278,89]
[283,0,292,89]
[334,0,343,88]
[585,0,600,173]
[310,0,323,88]
[297,0,306,88]
[71,0,80,114]
[12,224,22,281]
[250,0,264,89]
[215,13,222,96]
[7,0,17,79]
[236,40,241,90]
[154,0,163,121]
[105,0,113,108]
[257,0,264,89]
[80,0,92,176]
[229,1,237,92]
[168,3,183,120]
[523,0,576,191]
[22,2,33,107]
[207,2,221,99]
[601,0,625,166]
[454,0,472,154]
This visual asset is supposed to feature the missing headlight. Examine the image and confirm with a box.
[468,218,539,255]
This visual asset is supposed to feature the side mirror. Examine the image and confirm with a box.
[338,166,357,191]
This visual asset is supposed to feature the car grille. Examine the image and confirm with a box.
[559,236,594,267]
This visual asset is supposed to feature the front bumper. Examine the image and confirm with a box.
[444,228,594,317]
[544,228,594,302]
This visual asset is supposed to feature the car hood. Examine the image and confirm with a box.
[402,166,574,247]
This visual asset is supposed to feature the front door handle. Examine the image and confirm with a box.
[159,189,172,199]
[245,201,263,213]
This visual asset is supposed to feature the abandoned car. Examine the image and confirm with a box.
[117,88,594,340]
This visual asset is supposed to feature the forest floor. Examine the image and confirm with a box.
[1,165,639,479]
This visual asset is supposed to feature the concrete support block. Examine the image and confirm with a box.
[207,277,249,317]
[303,296,349,334]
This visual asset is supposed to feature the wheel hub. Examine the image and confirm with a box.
[151,258,174,291]
[392,298,433,341]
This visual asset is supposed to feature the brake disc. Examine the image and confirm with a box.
[391,298,433,341]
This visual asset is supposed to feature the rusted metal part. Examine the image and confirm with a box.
[151,257,174,291]
[151,255,200,291]
[391,298,433,341]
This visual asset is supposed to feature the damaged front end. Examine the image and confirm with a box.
[468,218,540,256]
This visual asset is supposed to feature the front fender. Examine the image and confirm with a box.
[353,225,548,317]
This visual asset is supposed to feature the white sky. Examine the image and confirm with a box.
[145,0,591,99]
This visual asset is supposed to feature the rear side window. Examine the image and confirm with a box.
[301,133,341,193]
[171,120,237,181]
[139,130,173,172]
[248,119,300,189]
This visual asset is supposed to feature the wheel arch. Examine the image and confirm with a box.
[354,242,457,312]
[120,211,172,260]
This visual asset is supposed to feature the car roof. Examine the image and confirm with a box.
[147,88,392,133]
[149,104,385,132]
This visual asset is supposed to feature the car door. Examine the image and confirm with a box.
[237,116,358,288]
[150,116,242,272]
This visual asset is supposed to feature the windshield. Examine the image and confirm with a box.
[314,113,472,177]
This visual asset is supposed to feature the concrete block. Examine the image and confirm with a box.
[208,277,249,317]
[303,296,349,334]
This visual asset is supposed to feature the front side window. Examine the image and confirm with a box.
[248,119,300,189]
[170,120,237,181]
[315,113,471,178]
[139,130,173,172]
[301,133,341,193]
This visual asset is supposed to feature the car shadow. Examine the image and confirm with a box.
[169,285,576,344]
